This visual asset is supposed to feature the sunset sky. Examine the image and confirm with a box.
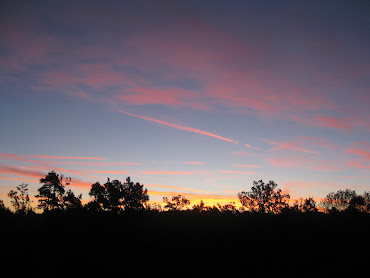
[1,0,369,208]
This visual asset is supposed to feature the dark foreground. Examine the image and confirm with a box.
[2,212,369,277]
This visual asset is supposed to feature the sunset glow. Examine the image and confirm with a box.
[1,0,369,209]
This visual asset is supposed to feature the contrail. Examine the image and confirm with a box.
[116,110,238,144]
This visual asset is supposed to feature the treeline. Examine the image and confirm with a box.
[1,170,370,215]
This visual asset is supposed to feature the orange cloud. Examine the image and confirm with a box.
[116,110,238,144]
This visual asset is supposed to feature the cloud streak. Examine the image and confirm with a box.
[116,110,238,144]
[23,155,106,160]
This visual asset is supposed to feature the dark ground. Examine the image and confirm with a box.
[2,212,369,277]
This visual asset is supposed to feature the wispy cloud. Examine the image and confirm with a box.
[0,153,139,166]
[116,110,238,144]
[266,140,319,154]
[0,164,44,179]
[245,144,260,150]
[219,170,256,174]
[48,162,140,165]
[0,164,93,189]
[140,171,196,175]
[184,161,205,165]
[232,165,262,168]
[146,184,210,193]
[346,141,370,161]
[23,155,106,160]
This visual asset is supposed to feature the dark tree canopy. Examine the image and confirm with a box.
[63,189,82,211]
[321,189,357,212]
[321,189,370,213]
[88,177,149,213]
[121,177,149,211]
[36,171,70,211]
[237,180,290,213]
[163,195,190,211]
[291,197,318,213]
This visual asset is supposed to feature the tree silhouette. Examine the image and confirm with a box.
[347,193,370,213]
[237,180,290,213]
[88,177,149,213]
[192,200,209,213]
[35,171,70,211]
[8,183,33,214]
[121,177,149,211]
[163,195,190,211]
[88,179,123,213]
[63,189,82,211]
[0,199,11,215]
[217,202,237,214]
[320,189,357,212]
[291,197,318,213]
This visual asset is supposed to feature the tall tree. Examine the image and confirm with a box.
[88,179,123,213]
[121,177,149,211]
[237,180,290,213]
[8,183,33,214]
[35,171,69,211]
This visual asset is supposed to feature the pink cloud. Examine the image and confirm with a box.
[23,155,106,160]
[267,154,312,168]
[184,162,205,165]
[116,110,238,144]
[245,144,260,150]
[0,164,44,180]
[345,141,370,161]
[314,115,351,132]
[346,141,370,170]
[219,170,256,174]
[232,165,262,168]
[348,162,370,170]
[266,140,319,154]
[146,184,210,193]
[0,153,139,166]
[0,164,93,189]
[140,171,195,175]
[48,162,139,165]
[116,86,210,110]
[312,165,343,171]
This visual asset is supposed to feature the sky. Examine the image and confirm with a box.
[1,0,369,208]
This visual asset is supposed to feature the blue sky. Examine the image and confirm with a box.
[1,0,369,207]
